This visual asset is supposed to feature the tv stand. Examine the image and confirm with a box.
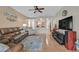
[52,32,65,45]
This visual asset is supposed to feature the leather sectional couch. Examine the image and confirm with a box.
[0,27,28,52]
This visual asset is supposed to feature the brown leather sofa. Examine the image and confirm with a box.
[0,27,21,44]
[0,27,28,52]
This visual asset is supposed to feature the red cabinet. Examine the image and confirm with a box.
[65,31,76,51]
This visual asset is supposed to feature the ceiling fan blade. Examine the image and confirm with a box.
[34,10,37,13]
[34,6,38,10]
[38,8,44,10]
[39,11,42,13]
[38,10,42,13]
[28,9,35,11]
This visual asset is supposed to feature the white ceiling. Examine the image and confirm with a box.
[11,6,62,18]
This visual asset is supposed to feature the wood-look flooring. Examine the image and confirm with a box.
[41,32,69,52]
[23,32,70,52]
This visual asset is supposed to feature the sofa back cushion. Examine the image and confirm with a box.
[0,31,2,36]
[0,28,9,35]
[0,27,21,36]
[0,29,6,35]
[9,28,14,33]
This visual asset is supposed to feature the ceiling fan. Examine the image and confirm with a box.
[29,6,44,13]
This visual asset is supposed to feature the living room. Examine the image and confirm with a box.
[0,0,79,59]
[0,6,79,52]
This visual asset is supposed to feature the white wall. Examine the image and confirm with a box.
[0,6,27,28]
[52,6,79,40]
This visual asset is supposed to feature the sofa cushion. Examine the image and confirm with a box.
[9,28,14,32]
[13,32,28,43]
[0,31,2,37]
[0,29,9,35]
[0,38,10,44]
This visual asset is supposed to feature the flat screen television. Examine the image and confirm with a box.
[59,16,73,30]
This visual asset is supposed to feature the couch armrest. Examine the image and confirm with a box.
[9,43,24,52]
[0,38,10,44]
